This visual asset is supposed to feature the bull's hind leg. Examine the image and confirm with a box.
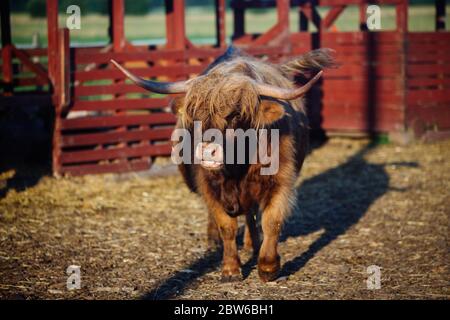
[243,209,260,253]
[258,187,292,282]
[207,209,221,250]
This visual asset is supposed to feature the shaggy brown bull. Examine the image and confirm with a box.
[111,47,335,282]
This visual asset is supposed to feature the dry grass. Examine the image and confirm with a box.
[0,138,449,299]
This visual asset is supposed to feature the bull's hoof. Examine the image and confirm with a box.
[221,264,242,282]
[221,273,243,282]
[258,268,279,282]
[257,256,280,282]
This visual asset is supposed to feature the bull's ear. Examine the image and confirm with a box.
[169,97,185,115]
[258,100,285,126]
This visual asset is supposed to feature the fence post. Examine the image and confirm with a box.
[232,2,245,40]
[165,0,186,49]
[215,0,226,48]
[1,0,13,95]
[52,28,70,176]
[46,0,59,88]
[109,0,125,52]
[277,0,289,31]
[436,0,446,31]
[277,0,290,53]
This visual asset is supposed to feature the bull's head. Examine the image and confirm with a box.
[111,50,333,171]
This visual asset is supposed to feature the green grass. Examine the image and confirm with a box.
[7,5,450,46]
[373,133,391,145]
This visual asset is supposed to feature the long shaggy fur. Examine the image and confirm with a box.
[181,55,298,129]
[280,48,337,78]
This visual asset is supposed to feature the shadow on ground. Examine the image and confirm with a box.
[0,104,53,199]
[142,142,417,300]
[279,145,402,277]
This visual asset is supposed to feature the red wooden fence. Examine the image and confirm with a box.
[406,33,450,140]
[1,0,449,176]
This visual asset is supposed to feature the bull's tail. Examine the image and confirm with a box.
[280,48,338,79]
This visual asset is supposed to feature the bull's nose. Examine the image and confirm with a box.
[195,142,224,169]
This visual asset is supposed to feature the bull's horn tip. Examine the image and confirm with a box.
[312,70,324,81]
[110,59,120,67]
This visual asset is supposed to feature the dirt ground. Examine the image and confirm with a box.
[0,138,448,300]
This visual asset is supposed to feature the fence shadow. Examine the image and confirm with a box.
[142,142,417,299]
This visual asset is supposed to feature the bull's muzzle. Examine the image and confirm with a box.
[195,142,224,170]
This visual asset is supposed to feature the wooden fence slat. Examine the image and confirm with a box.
[407,64,450,76]
[408,52,450,63]
[407,32,450,42]
[321,5,346,30]
[61,113,176,130]
[322,79,402,92]
[407,89,450,104]
[20,48,48,56]
[61,127,174,147]
[320,31,402,44]
[300,45,401,57]
[407,43,450,52]
[323,101,403,110]
[12,77,49,86]
[61,159,151,176]
[75,50,185,64]
[71,98,171,111]
[320,41,402,52]
[407,78,450,88]
[74,47,225,64]
[60,143,172,164]
[11,46,50,84]
[73,65,205,81]
[325,64,402,78]
[329,54,402,64]
[323,91,403,104]
[75,83,155,96]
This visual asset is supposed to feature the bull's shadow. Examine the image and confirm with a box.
[278,144,391,277]
[142,142,415,299]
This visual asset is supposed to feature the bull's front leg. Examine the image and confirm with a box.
[210,204,241,281]
[258,187,292,282]
[217,208,241,281]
